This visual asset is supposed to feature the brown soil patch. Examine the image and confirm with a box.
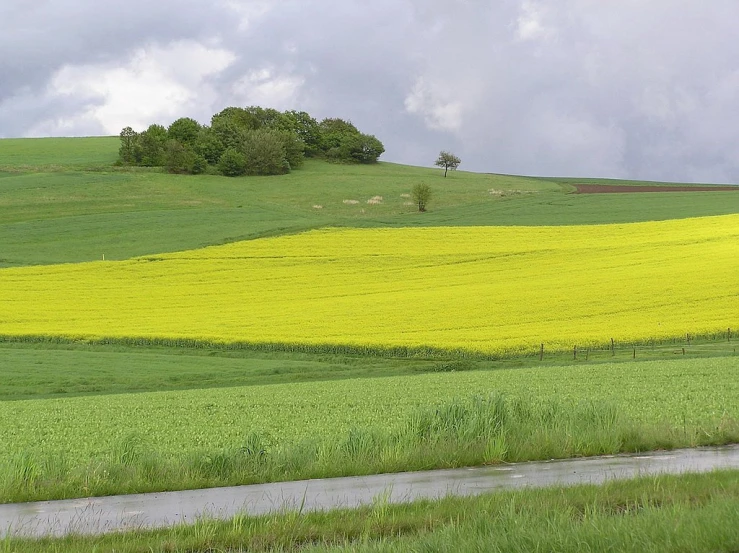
[574,184,739,194]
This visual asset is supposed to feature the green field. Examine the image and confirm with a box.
[3,356,736,461]
[0,136,737,510]
[1,337,737,401]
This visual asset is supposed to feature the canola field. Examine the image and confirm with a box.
[1,214,738,354]
[1,357,736,463]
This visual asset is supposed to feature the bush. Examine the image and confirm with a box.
[243,129,290,176]
[164,140,197,174]
[218,148,248,177]
[191,154,208,175]
[411,183,432,212]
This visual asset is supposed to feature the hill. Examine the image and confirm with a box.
[1,136,738,267]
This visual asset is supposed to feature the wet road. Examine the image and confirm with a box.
[2,445,738,537]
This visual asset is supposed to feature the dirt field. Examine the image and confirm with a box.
[574,184,739,194]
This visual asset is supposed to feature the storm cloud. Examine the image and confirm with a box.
[2,0,739,182]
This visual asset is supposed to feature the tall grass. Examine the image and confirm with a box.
[1,393,736,504]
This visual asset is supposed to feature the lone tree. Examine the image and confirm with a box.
[411,183,432,212]
[435,150,461,177]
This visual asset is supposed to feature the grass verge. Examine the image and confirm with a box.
[4,471,738,552]
[1,393,737,504]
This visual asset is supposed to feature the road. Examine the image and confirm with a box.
[1,445,738,537]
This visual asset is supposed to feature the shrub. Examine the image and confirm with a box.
[411,183,432,212]
[218,148,248,177]
[164,140,197,174]
[243,129,290,176]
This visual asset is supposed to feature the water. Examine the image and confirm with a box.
[1,445,737,537]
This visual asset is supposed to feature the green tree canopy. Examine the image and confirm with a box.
[118,106,385,174]
[167,117,202,145]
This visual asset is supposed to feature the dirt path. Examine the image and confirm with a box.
[1,445,738,538]
[573,184,739,193]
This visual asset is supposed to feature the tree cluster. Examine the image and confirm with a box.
[118,107,385,176]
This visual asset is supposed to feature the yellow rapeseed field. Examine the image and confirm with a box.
[1,215,738,354]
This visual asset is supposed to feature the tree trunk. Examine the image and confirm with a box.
[444,166,448,177]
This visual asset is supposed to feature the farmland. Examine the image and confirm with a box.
[0,136,738,544]
[1,356,737,503]
[2,357,736,462]
[1,215,738,354]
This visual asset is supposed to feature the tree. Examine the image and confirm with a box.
[411,183,432,212]
[279,110,321,156]
[318,117,360,155]
[276,130,305,169]
[167,117,202,145]
[211,117,246,151]
[138,124,168,166]
[118,127,139,164]
[193,126,224,164]
[347,133,385,164]
[435,151,461,177]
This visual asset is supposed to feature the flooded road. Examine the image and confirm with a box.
[2,445,738,537]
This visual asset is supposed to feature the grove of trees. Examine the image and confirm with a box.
[118,107,385,177]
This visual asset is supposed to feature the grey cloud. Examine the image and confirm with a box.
[2,0,739,182]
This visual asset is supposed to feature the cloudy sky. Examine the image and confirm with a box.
[2,0,739,182]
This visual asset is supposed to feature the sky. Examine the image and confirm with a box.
[2,0,739,183]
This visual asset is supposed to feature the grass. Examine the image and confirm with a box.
[4,471,738,552]
[0,336,737,401]
[0,355,736,503]
[0,136,119,169]
[2,137,739,268]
